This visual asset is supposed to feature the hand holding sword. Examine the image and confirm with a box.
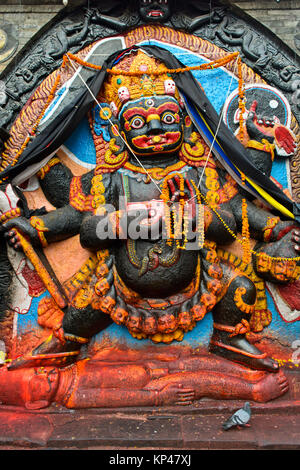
[0,184,68,309]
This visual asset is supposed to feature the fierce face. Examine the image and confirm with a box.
[139,0,171,22]
[119,96,184,157]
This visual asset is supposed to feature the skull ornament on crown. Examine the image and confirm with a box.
[164,78,176,95]
[102,50,181,119]
[117,86,130,104]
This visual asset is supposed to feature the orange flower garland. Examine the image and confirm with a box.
[241,197,251,264]
[238,56,246,145]
[65,51,239,76]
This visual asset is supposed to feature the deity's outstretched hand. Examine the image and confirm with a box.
[254,228,300,283]
[246,100,296,156]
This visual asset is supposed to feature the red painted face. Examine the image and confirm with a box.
[120,96,184,157]
[157,313,177,333]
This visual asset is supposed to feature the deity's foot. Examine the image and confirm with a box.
[7,330,87,370]
[252,370,289,402]
[210,325,279,373]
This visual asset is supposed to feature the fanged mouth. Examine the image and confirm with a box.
[147,10,163,17]
[132,132,181,149]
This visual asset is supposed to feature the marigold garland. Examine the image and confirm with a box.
[65,51,239,76]
[241,197,251,264]
[190,179,205,249]
[161,177,173,242]
[239,171,251,264]
[124,160,186,180]
[174,173,185,243]
[238,56,246,145]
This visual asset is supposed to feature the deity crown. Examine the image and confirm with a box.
[102,49,181,117]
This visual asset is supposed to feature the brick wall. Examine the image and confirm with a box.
[233,0,300,51]
[0,3,62,73]
[0,0,299,73]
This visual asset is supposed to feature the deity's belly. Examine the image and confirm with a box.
[114,240,198,298]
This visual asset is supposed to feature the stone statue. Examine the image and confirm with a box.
[0,0,299,411]
[0,353,289,410]
[2,49,299,383]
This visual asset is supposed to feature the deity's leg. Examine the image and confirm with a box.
[8,304,113,370]
[209,275,279,372]
[62,303,113,338]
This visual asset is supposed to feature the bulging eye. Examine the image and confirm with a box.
[162,113,176,124]
[131,117,145,129]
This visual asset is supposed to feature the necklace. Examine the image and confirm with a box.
[123,160,187,181]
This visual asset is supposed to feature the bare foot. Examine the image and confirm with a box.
[252,370,289,402]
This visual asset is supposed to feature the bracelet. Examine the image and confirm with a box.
[247,139,275,162]
[30,216,49,248]
[37,157,60,180]
[262,217,280,243]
